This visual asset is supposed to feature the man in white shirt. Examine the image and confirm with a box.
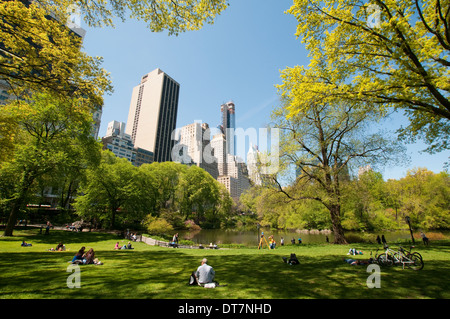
[195,258,215,285]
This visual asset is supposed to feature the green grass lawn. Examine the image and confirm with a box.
[0,228,449,299]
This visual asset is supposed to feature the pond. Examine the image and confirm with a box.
[176,228,439,246]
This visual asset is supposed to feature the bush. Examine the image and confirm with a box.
[184,219,201,231]
[144,215,174,236]
[344,233,369,243]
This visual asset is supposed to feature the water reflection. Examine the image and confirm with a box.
[177,228,430,246]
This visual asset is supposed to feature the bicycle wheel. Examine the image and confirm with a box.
[407,252,424,270]
[378,254,393,267]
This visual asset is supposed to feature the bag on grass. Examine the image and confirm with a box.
[189,271,198,286]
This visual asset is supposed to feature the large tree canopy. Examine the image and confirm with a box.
[0,92,100,236]
[286,0,450,153]
[0,0,228,103]
[0,0,112,105]
[34,0,229,34]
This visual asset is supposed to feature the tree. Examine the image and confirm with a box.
[0,92,100,236]
[46,0,229,35]
[1,0,228,103]
[270,66,406,243]
[178,166,215,223]
[73,150,139,229]
[144,161,187,212]
[341,170,396,231]
[0,0,112,105]
[286,0,450,154]
[391,168,450,229]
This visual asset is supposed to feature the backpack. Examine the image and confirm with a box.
[189,272,198,286]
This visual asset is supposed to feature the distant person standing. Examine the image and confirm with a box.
[376,235,381,245]
[420,232,429,246]
[269,235,276,249]
[45,221,51,235]
[381,235,387,247]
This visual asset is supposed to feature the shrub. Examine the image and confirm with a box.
[184,219,201,231]
[144,215,174,236]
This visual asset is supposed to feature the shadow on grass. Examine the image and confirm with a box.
[1,234,449,299]
[0,227,121,245]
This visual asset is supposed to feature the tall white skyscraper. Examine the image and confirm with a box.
[125,68,180,162]
[174,122,219,179]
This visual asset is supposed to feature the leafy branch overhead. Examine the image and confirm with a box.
[0,0,228,104]
[286,0,450,153]
[0,1,112,105]
[38,0,229,34]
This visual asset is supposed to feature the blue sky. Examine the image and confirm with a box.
[80,0,449,180]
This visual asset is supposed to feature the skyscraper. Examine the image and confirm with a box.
[220,101,236,155]
[102,120,135,162]
[125,68,180,162]
[101,120,154,166]
[175,122,219,179]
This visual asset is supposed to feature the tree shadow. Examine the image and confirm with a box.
[1,240,449,299]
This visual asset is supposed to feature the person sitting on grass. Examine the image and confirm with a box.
[49,242,65,251]
[195,258,216,287]
[347,248,363,255]
[21,241,32,247]
[126,241,134,249]
[282,253,300,265]
[83,248,95,264]
[71,246,85,263]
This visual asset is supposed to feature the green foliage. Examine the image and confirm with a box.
[242,167,449,233]
[143,215,174,237]
[42,0,229,35]
[74,151,140,229]
[285,0,450,153]
[240,187,331,231]
[341,168,450,231]
[0,1,112,106]
[0,92,100,236]
[74,158,233,230]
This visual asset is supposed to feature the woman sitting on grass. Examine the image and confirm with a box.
[83,248,95,264]
[49,242,65,251]
[71,246,85,263]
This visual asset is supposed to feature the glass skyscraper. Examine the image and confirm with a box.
[220,100,236,155]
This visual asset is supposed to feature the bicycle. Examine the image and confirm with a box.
[377,244,424,270]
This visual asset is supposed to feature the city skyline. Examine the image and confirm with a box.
[83,0,449,180]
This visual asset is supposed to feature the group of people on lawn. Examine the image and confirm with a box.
[71,246,102,265]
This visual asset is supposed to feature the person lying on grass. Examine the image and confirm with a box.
[343,258,375,265]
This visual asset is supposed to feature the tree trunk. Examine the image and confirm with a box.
[111,207,116,230]
[329,204,347,244]
[3,197,24,236]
